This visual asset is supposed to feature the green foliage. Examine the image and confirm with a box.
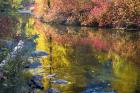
[0,0,12,12]
[0,0,23,13]
[0,55,30,93]
[0,48,9,62]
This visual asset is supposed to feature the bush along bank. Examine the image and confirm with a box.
[41,0,140,30]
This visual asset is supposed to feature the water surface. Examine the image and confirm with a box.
[0,19,140,93]
[28,21,140,93]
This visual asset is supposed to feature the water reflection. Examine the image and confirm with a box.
[29,21,140,93]
[0,17,140,93]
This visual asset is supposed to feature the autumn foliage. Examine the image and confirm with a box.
[43,0,140,28]
[0,15,18,37]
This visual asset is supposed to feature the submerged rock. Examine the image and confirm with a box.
[28,75,44,90]
[81,88,116,93]
[32,75,43,81]
[46,88,60,93]
[0,39,14,49]
[25,61,41,68]
[17,9,33,15]
[47,74,56,78]
[82,79,116,93]
[51,79,68,84]
[31,50,49,57]
[29,80,44,90]
[86,80,110,89]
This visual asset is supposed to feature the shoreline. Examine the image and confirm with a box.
[40,18,140,31]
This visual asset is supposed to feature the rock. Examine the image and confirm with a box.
[3,83,8,87]
[25,61,41,68]
[0,39,14,49]
[33,81,44,90]
[86,80,110,89]
[82,79,115,93]
[17,9,33,15]
[46,88,60,93]
[81,88,96,93]
[81,88,116,93]
[51,79,68,84]
[47,74,56,79]
[32,75,43,81]
[28,75,44,90]
[31,50,49,57]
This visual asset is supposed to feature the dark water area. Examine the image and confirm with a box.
[0,17,140,93]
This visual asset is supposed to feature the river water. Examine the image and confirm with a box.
[26,19,140,93]
[0,18,140,93]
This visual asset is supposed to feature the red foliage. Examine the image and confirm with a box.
[107,0,140,27]
[91,0,110,16]
[51,0,78,13]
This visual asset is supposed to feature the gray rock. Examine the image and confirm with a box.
[31,50,49,57]
[46,88,60,93]
[51,79,68,84]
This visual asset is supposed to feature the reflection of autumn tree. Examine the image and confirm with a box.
[108,52,138,93]
[26,16,140,92]
[92,30,140,65]
[51,27,140,65]
[26,19,75,91]
[110,32,140,65]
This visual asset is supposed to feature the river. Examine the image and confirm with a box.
[27,18,140,93]
[0,17,140,93]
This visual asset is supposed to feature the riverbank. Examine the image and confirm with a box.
[40,17,140,32]
[39,0,140,31]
